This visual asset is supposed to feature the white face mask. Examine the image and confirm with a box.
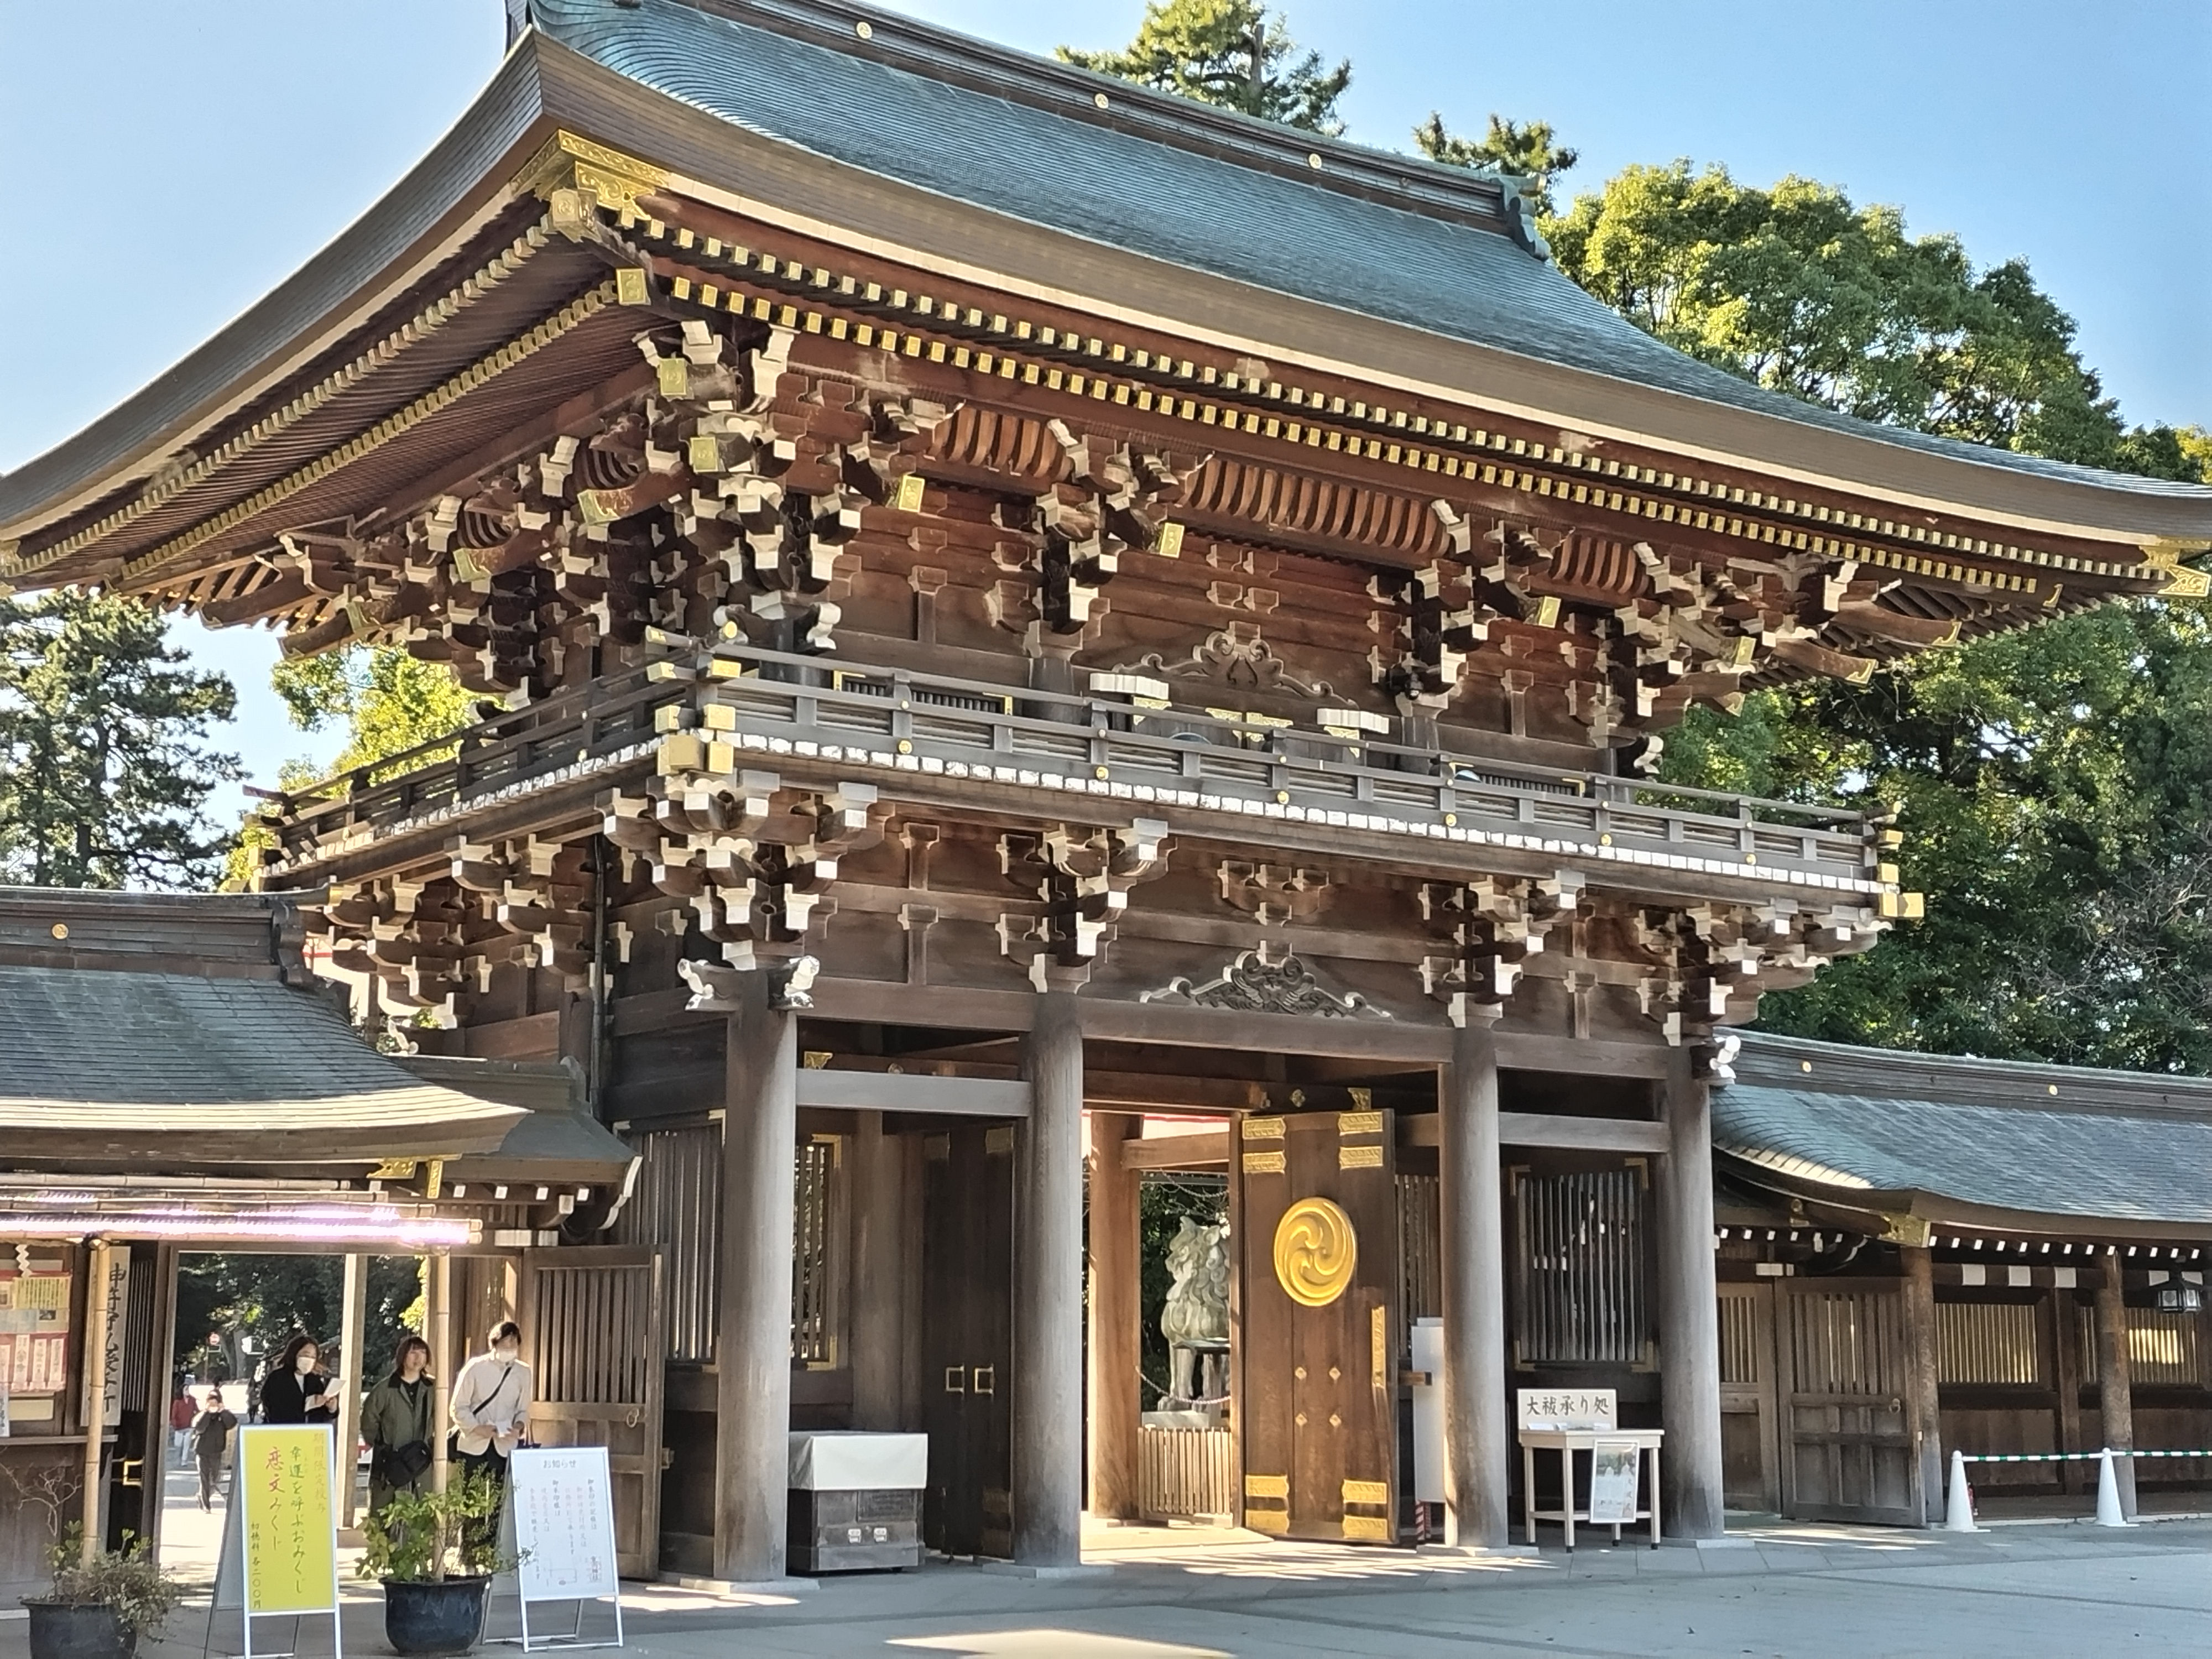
[296,1353,317,1374]
[494,1343,519,1361]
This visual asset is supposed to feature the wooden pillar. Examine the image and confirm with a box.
[1439,1019,1509,1547]
[1657,1046,1725,1538]
[428,1252,453,1493]
[1087,1110,1143,1523]
[1900,1244,1944,1524]
[336,1253,368,1527]
[78,1240,113,1566]
[713,974,800,1583]
[2053,1285,2085,1495]
[849,1112,905,1432]
[2095,1260,2137,1517]
[1013,991,1086,1564]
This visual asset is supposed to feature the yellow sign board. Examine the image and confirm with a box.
[238,1426,337,1615]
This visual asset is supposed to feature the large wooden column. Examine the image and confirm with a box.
[1013,991,1086,1564]
[336,1253,369,1527]
[1439,1019,1509,1547]
[714,974,800,1583]
[1900,1244,1944,1524]
[2095,1261,2137,1518]
[849,1112,905,1431]
[1657,1046,1725,1537]
[1087,1110,1143,1522]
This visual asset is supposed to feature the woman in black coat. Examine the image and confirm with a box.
[259,1332,337,1426]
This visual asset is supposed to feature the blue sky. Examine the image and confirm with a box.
[3,0,2206,815]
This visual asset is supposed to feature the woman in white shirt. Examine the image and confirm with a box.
[451,1320,534,1503]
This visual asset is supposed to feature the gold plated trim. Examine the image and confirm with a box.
[1241,1115,1285,1141]
[1241,1151,1285,1175]
[1341,1479,1387,1505]
[1338,1110,1384,1137]
[1243,1474,1288,1501]
[515,129,674,218]
[1338,1144,1383,1170]
[1341,1515,1390,1541]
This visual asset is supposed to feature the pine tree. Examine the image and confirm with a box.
[1058,0,1352,136]
[0,591,242,889]
[1412,113,1578,215]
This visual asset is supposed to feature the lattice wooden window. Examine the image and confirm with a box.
[612,1125,721,1361]
[1513,1167,1648,1365]
[1936,1301,2040,1384]
[1396,1173,1441,1362]
[791,1136,845,1366]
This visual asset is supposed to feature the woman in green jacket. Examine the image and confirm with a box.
[361,1335,436,1514]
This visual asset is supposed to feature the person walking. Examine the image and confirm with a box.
[168,1387,195,1467]
[451,1321,533,1547]
[259,1333,338,1426]
[361,1335,436,1515]
[190,1392,237,1511]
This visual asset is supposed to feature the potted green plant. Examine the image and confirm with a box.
[358,1470,516,1657]
[23,1527,185,1659]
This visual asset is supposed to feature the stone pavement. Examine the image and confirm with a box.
[9,1514,2207,1658]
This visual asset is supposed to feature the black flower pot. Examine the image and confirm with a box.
[380,1576,492,1657]
[25,1601,135,1659]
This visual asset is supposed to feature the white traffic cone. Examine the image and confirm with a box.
[2094,1448,2133,1527]
[1944,1449,1979,1532]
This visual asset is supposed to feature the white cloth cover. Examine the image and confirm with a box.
[787,1431,929,1491]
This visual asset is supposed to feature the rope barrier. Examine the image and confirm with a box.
[1958,1449,2212,1462]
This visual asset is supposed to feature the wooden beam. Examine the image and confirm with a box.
[795,1068,1031,1118]
[1085,1071,1267,1113]
[1120,1130,1232,1171]
[1398,1112,1668,1152]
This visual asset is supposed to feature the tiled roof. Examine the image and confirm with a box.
[1717,1032,2212,1225]
[532,0,2212,505]
[0,963,520,1144]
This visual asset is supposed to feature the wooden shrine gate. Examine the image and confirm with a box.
[920,1123,1014,1558]
[1777,1279,1923,1525]
[520,1245,667,1577]
[1234,1108,1401,1542]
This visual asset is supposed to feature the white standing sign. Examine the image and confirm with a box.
[496,1446,624,1651]
[1585,1441,1641,1525]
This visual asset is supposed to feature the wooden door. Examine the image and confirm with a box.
[920,1123,1014,1558]
[519,1245,666,1578]
[1717,1281,1780,1513]
[1235,1108,1400,1543]
[1778,1280,1921,1525]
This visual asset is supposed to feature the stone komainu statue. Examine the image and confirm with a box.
[1160,1215,1230,1405]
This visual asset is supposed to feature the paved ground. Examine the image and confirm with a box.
[8,1507,2197,1659]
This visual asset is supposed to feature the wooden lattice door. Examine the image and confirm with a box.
[519,1245,666,1577]
[1235,1108,1400,1543]
[1778,1280,1922,1525]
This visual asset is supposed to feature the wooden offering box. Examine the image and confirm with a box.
[787,1432,928,1573]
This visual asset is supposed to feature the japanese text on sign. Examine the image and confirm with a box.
[238,1426,337,1615]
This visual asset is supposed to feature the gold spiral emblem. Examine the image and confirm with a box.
[1272,1197,1357,1307]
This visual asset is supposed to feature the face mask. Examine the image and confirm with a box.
[495,1344,518,1360]
[296,1354,316,1374]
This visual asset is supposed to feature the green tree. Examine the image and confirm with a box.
[269,646,477,782]
[1545,162,2145,465]
[1412,112,1577,214]
[1058,0,1351,135]
[0,591,241,889]
[1549,166,2212,1066]
[174,1254,426,1394]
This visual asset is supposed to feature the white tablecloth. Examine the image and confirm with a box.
[787,1431,929,1491]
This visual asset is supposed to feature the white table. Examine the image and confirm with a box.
[1519,1428,1664,1550]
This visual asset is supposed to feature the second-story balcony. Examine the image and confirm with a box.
[253,641,1905,917]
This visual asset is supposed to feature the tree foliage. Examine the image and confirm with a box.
[173,1253,424,1391]
[268,645,477,784]
[1543,161,2212,1066]
[1057,0,1350,135]
[0,591,241,889]
[1412,113,1577,215]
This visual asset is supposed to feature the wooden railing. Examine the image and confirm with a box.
[261,640,1880,889]
[1139,1425,1235,1523]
